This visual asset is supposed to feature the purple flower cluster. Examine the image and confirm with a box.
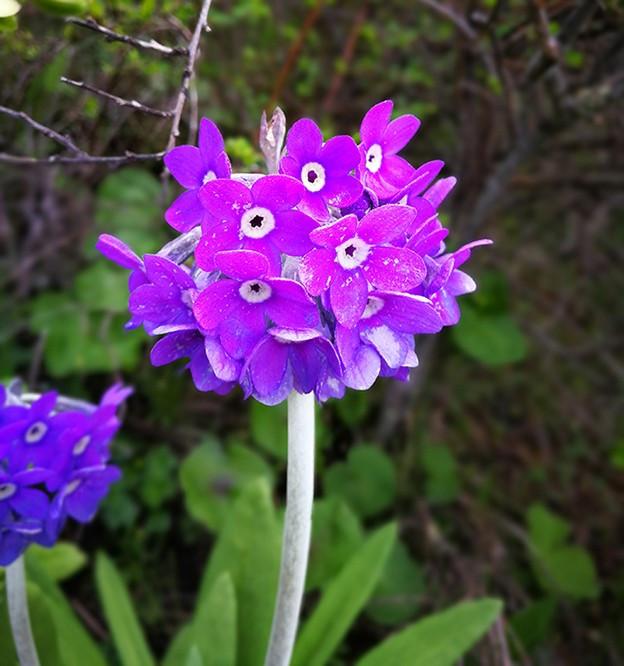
[0,383,130,566]
[99,101,490,405]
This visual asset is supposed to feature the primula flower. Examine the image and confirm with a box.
[298,205,426,327]
[193,249,320,358]
[0,383,130,566]
[99,103,490,404]
[280,119,362,221]
[241,328,341,406]
[358,100,420,200]
[165,118,232,232]
[196,175,318,274]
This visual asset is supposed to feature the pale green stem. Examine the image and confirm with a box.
[264,391,315,666]
[6,556,40,666]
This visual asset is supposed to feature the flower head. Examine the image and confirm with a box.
[280,119,362,221]
[165,118,232,232]
[0,383,130,565]
[358,100,421,200]
[99,104,490,404]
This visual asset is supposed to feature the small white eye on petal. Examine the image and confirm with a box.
[365,144,383,174]
[240,206,276,239]
[301,162,326,193]
[362,295,385,319]
[202,170,217,185]
[0,483,17,500]
[239,279,272,304]
[25,421,48,444]
[73,435,91,456]
[336,237,371,270]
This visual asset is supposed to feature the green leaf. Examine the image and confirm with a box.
[324,445,396,518]
[510,598,556,652]
[421,444,459,505]
[199,479,281,666]
[25,542,87,581]
[180,437,273,531]
[95,552,155,666]
[32,0,89,15]
[192,572,237,666]
[452,306,528,366]
[292,523,397,666]
[307,498,364,591]
[94,168,165,255]
[185,646,204,666]
[527,504,570,551]
[367,540,425,626]
[25,559,107,666]
[0,0,20,18]
[75,264,130,313]
[0,580,62,666]
[334,390,370,427]
[249,400,287,460]
[357,598,503,666]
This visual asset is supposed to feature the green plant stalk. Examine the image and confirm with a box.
[6,555,40,666]
[264,391,315,666]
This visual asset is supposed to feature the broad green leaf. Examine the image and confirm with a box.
[358,598,503,666]
[0,0,20,18]
[163,624,194,666]
[26,542,86,581]
[185,646,204,666]
[249,400,287,460]
[199,479,281,666]
[0,581,62,666]
[94,168,164,255]
[25,559,107,666]
[452,306,528,366]
[307,498,364,591]
[536,545,600,600]
[95,552,155,666]
[421,444,459,505]
[180,437,273,531]
[527,503,570,550]
[193,572,237,666]
[367,541,425,626]
[75,264,130,313]
[325,445,396,518]
[510,598,556,651]
[293,523,397,666]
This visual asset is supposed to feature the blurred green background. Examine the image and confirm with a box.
[0,0,622,664]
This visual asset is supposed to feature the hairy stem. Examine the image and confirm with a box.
[265,391,315,666]
[6,556,40,666]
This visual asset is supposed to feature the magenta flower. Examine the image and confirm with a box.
[193,250,320,358]
[280,118,362,221]
[241,328,341,406]
[164,118,232,232]
[299,205,426,327]
[358,100,421,200]
[196,175,318,275]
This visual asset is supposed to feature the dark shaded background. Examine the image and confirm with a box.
[1,0,623,663]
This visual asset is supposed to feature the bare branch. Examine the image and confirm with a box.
[416,0,478,41]
[0,105,86,156]
[0,151,165,166]
[60,77,173,118]
[165,0,214,153]
[66,17,188,58]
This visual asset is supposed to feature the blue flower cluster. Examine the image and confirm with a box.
[0,383,130,566]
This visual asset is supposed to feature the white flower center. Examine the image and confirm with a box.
[362,296,385,319]
[73,435,91,456]
[65,479,81,495]
[202,170,216,185]
[301,162,326,193]
[336,236,371,270]
[0,483,17,500]
[239,279,272,304]
[240,206,276,239]
[365,144,383,174]
[25,421,48,444]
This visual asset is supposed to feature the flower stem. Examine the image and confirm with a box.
[6,556,40,666]
[264,391,315,666]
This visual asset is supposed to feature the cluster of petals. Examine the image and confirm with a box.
[99,100,491,405]
[0,383,130,566]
